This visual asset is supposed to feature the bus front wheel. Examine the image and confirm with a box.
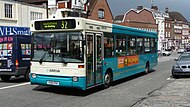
[104,71,112,88]
[0,75,11,81]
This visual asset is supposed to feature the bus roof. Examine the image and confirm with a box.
[112,24,158,38]
[31,17,158,38]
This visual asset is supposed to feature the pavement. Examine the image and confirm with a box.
[133,52,190,107]
[134,78,190,107]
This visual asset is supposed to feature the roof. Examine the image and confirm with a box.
[114,15,124,21]
[169,12,188,22]
[115,7,169,22]
[130,8,169,19]
[88,0,97,11]
[22,0,47,3]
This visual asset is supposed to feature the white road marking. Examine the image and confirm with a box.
[0,82,30,90]
[167,77,171,80]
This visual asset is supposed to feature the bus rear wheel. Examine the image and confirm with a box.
[104,71,112,88]
[25,69,30,81]
[145,63,150,74]
[0,75,11,81]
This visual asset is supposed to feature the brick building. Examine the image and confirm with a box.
[87,0,113,23]
[165,10,189,49]
[22,0,113,23]
[114,6,158,32]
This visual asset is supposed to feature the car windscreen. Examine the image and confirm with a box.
[179,53,190,61]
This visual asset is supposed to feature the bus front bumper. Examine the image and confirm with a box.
[30,74,86,90]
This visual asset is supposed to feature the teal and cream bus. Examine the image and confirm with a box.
[30,17,158,90]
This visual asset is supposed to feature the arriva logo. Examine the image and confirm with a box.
[49,69,60,73]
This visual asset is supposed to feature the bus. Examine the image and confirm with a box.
[30,17,158,90]
[0,35,31,81]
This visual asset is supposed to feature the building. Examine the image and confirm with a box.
[114,6,158,33]
[87,0,113,23]
[0,0,46,35]
[22,0,113,23]
[165,10,189,49]
[114,6,169,51]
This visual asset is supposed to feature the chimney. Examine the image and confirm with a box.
[151,6,158,11]
[165,7,169,13]
[137,6,143,10]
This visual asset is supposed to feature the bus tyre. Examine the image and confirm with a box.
[0,76,11,81]
[104,71,112,88]
[25,69,30,81]
[145,63,150,74]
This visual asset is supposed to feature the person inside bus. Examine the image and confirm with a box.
[70,42,76,56]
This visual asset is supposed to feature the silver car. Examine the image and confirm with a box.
[172,52,190,78]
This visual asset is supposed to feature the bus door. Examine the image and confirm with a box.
[86,33,103,87]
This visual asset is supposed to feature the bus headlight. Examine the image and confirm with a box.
[73,76,78,82]
[31,73,37,78]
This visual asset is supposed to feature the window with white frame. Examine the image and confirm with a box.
[30,12,43,21]
[168,32,170,37]
[98,9,104,19]
[4,3,13,18]
[166,32,168,37]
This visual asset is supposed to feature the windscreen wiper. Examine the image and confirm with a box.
[39,51,47,64]
[60,54,68,64]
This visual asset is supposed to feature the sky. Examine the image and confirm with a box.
[107,0,190,21]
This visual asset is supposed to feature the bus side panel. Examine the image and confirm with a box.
[145,53,158,70]
[103,53,157,81]
[0,35,15,75]
[103,56,145,81]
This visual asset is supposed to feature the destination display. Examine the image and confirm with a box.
[34,19,76,30]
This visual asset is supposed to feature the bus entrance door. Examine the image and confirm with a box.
[95,34,103,84]
[86,34,103,87]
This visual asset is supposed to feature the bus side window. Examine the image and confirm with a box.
[128,37,136,55]
[116,35,126,56]
[104,33,114,58]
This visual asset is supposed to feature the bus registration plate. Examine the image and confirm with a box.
[47,81,60,86]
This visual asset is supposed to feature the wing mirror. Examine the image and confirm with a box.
[174,59,178,61]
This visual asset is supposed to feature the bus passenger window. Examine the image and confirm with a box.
[128,37,136,55]
[137,38,144,54]
[144,38,150,53]
[116,35,126,56]
[104,33,114,58]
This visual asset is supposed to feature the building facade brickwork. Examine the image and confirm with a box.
[87,0,113,23]
[124,9,156,24]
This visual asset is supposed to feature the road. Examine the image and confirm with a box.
[0,53,179,107]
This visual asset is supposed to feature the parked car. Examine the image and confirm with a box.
[161,50,171,56]
[186,48,190,52]
[177,48,185,54]
[172,52,190,78]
